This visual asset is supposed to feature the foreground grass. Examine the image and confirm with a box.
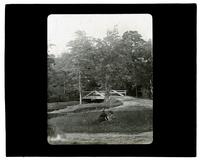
[48,97,153,144]
[48,131,153,144]
[48,109,152,134]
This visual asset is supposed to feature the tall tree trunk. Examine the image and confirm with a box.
[78,70,82,104]
[104,74,110,107]
[135,84,138,97]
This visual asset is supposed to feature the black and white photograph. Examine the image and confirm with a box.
[4,3,197,157]
[47,14,153,144]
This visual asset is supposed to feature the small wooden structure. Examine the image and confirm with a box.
[82,90,126,101]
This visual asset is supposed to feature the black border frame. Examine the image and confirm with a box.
[5,4,196,157]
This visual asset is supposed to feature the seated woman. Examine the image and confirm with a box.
[107,111,115,121]
[98,109,108,122]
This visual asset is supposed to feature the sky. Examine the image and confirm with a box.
[48,14,152,57]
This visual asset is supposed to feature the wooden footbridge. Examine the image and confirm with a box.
[82,90,126,101]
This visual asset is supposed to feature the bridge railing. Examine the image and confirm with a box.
[110,90,127,96]
[82,90,126,99]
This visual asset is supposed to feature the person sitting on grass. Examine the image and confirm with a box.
[107,111,115,121]
[98,109,108,122]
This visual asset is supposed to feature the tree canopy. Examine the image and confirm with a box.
[48,28,152,102]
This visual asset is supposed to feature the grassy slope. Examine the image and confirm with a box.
[48,110,152,134]
[48,96,153,135]
[48,101,80,112]
[48,97,153,145]
[48,97,122,119]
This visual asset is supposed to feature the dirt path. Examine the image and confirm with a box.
[48,131,153,144]
[108,96,152,111]
[49,96,153,114]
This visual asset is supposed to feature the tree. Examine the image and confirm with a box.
[93,27,129,103]
[67,31,97,102]
[47,28,153,102]
[121,31,152,97]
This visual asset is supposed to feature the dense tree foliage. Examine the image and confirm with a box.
[48,28,152,102]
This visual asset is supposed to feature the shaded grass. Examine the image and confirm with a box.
[48,101,80,112]
[48,109,152,134]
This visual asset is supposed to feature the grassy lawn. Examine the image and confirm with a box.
[48,131,153,144]
[48,98,122,114]
[48,96,153,144]
[48,109,152,134]
[48,101,80,112]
